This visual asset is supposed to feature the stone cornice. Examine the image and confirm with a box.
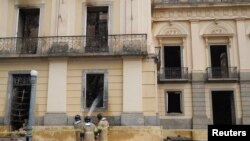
[153,6,250,21]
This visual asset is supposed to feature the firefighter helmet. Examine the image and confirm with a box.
[84,116,91,123]
[97,113,103,120]
[75,114,81,121]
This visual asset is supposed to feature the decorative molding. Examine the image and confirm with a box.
[203,34,233,48]
[153,7,250,21]
[208,27,228,34]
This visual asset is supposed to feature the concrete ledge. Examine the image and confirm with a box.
[160,119,191,129]
[107,116,121,126]
[240,72,250,81]
[193,116,208,129]
[44,113,68,125]
[121,112,144,125]
[145,115,160,126]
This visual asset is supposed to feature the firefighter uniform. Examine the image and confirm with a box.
[83,117,98,141]
[97,113,109,141]
[74,115,84,141]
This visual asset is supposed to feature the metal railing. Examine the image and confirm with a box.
[153,0,250,5]
[207,67,238,79]
[0,34,147,57]
[159,67,189,80]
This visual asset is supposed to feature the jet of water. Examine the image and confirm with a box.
[87,93,103,116]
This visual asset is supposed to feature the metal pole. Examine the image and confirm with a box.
[26,70,38,141]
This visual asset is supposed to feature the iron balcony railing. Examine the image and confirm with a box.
[154,0,250,5]
[159,67,189,81]
[207,67,238,80]
[0,34,147,57]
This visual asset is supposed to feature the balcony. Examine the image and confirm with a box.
[153,0,250,6]
[0,34,147,57]
[158,67,189,82]
[207,67,239,81]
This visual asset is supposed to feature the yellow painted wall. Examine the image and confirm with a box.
[0,59,49,117]
[142,59,158,115]
[158,84,192,119]
[67,57,123,116]
[4,0,52,37]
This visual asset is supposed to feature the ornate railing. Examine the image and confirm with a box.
[0,34,147,57]
[207,67,238,80]
[153,0,250,5]
[158,67,189,81]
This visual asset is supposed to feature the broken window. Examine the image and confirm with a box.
[164,46,182,79]
[17,8,40,54]
[210,45,229,78]
[86,6,108,52]
[166,91,182,114]
[85,74,104,108]
[10,74,31,131]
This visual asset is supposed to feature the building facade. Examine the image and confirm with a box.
[0,0,156,130]
[153,0,250,139]
[0,0,250,140]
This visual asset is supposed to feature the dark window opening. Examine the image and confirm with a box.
[212,91,235,125]
[166,91,182,113]
[86,74,104,108]
[210,45,229,78]
[10,74,31,131]
[17,8,40,54]
[86,6,108,52]
[164,46,182,79]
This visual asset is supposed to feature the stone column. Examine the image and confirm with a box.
[190,20,208,129]
[236,19,250,124]
[44,59,68,125]
[26,70,38,141]
[121,57,144,125]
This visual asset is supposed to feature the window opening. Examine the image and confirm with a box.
[212,91,235,125]
[166,91,182,113]
[210,45,228,78]
[86,6,108,52]
[164,46,182,79]
[10,74,31,131]
[86,73,104,108]
[17,8,40,54]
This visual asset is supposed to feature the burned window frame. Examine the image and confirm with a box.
[83,3,112,36]
[4,70,32,125]
[165,90,184,115]
[82,69,108,112]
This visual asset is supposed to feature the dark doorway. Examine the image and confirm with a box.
[86,6,108,52]
[212,91,235,125]
[164,46,182,79]
[17,8,40,54]
[10,74,31,131]
[86,74,104,108]
[210,45,228,78]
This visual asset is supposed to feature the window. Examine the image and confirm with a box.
[165,91,182,114]
[17,8,40,54]
[10,74,31,131]
[210,45,229,78]
[82,70,108,111]
[163,46,182,79]
[86,6,108,52]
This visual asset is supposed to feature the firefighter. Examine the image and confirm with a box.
[97,113,109,141]
[73,114,84,141]
[82,116,98,141]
